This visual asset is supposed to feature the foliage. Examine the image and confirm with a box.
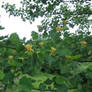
[0,0,92,92]
[0,25,5,30]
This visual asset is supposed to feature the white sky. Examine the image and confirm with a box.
[0,0,92,40]
[0,0,42,40]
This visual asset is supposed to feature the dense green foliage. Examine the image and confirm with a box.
[0,0,92,92]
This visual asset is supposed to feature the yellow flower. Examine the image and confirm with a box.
[25,44,32,51]
[80,41,87,46]
[56,26,62,32]
[8,56,14,60]
[39,42,44,46]
[66,56,71,60]
[37,25,42,29]
[50,47,56,54]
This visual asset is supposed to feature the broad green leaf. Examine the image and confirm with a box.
[49,30,61,40]
[87,63,92,70]
[68,89,78,92]
[60,64,71,74]
[39,83,46,91]
[0,70,5,80]
[48,56,55,66]
[63,25,69,31]
[9,33,24,51]
[3,72,14,83]
[56,84,68,92]
[44,78,53,85]
[31,72,54,89]
[56,47,72,56]
[19,76,33,92]
[55,75,67,85]
[0,81,3,86]
[55,74,73,88]
[73,62,92,75]
[31,31,39,40]
[8,60,16,66]
[86,71,92,79]
[71,54,82,60]
[9,33,19,42]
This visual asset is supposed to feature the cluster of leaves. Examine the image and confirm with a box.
[0,0,92,92]
[0,30,92,92]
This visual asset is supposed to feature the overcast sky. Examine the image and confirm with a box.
[0,0,43,40]
[0,0,92,40]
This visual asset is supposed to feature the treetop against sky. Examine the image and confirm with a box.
[0,0,92,40]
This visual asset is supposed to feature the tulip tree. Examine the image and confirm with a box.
[0,0,92,92]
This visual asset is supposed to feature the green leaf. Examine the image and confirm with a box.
[60,64,71,74]
[9,33,19,42]
[8,60,16,66]
[68,89,78,92]
[55,75,67,85]
[9,33,23,51]
[88,63,92,70]
[69,23,74,28]
[0,70,5,80]
[0,35,8,40]
[86,71,92,79]
[55,74,73,88]
[39,83,46,91]
[19,76,33,92]
[64,31,70,37]
[3,72,14,83]
[71,54,82,60]
[48,56,55,66]
[44,78,53,85]
[56,84,68,92]
[0,81,3,86]
[49,30,61,40]
[63,26,69,31]
[56,47,72,56]
[31,31,39,40]
[73,62,92,75]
